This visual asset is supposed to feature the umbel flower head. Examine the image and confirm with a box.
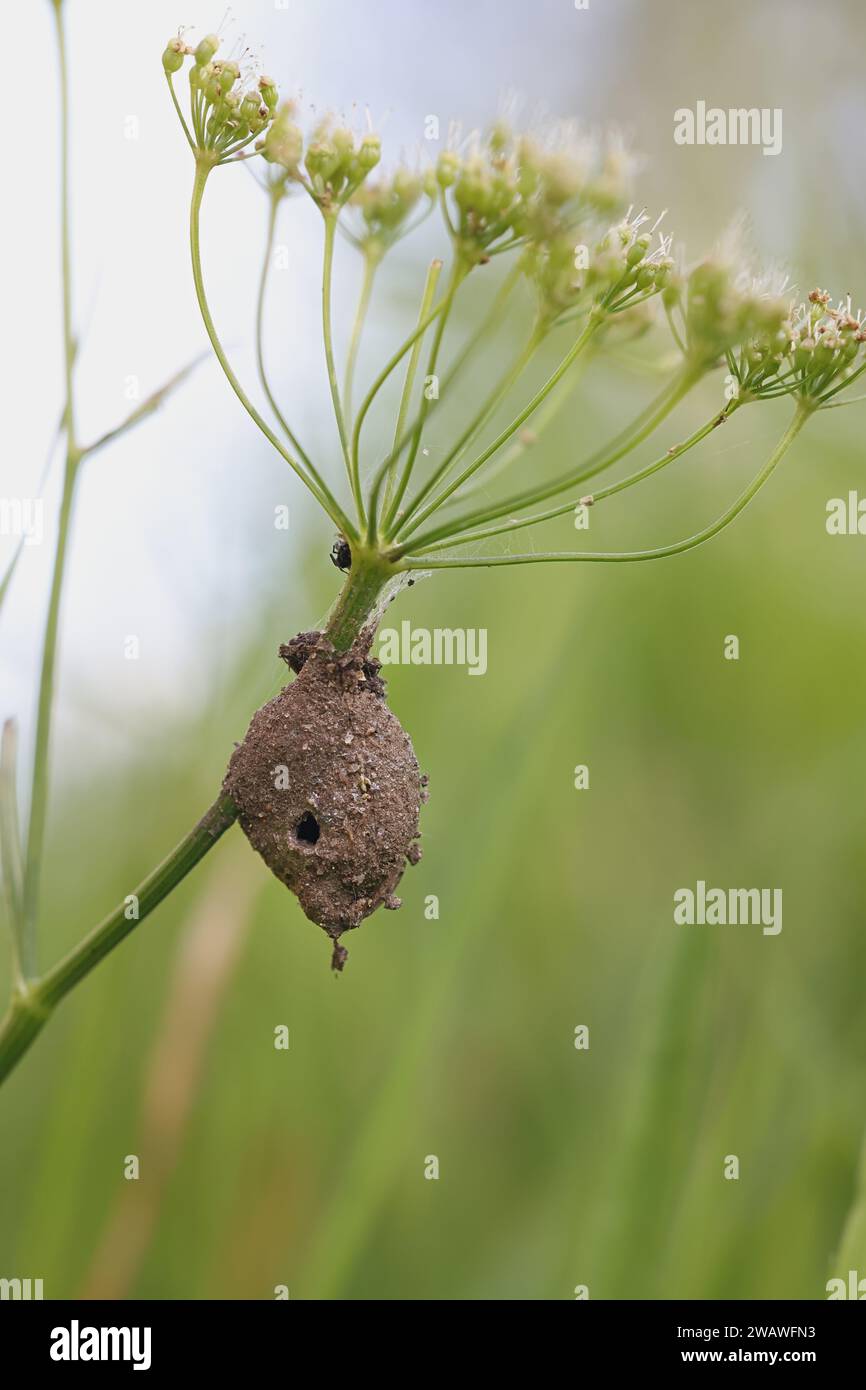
[344,167,438,260]
[520,205,673,330]
[262,101,304,176]
[522,207,673,325]
[584,208,674,311]
[684,259,791,369]
[718,268,796,400]
[772,291,866,406]
[668,225,866,407]
[435,119,636,270]
[515,124,638,235]
[162,31,279,165]
[262,108,382,214]
[665,223,792,375]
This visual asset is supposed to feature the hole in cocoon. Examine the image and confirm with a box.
[295,811,320,845]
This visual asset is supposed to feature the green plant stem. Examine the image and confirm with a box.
[165,73,196,155]
[383,259,467,531]
[379,260,445,528]
[411,260,523,459]
[356,269,458,535]
[404,400,737,556]
[455,339,599,503]
[448,262,522,376]
[396,402,811,569]
[0,722,25,985]
[402,364,698,551]
[833,1124,866,1275]
[370,260,444,542]
[22,455,78,961]
[817,358,866,405]
[344,245,381,429]
[821,391,866,410]
[376,263,522,532]
[395,314,603,541]
[78,357,206,462]
[189,163,356,538]
[322,548,398,650]
[22,0,80,970]
[394,323,546,537]
[0,420,64,615]
[54,0,75,454]
[563,368,696,486]
[321,212,361,522]
[255,190,316,473]
[469,349,680,500]
[0,795,239,1087]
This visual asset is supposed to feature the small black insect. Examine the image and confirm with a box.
[330,535,352,571]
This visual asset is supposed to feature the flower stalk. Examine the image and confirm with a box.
[255,185,315,470]
[21,0,80,968]
[322,548,399,650]
[396,401,813,569]
[189,161,357,536]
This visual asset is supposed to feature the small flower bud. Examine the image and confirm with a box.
[813,338,835,366]
[195,34,220,66]
[358,133,381,172]
[653,260,673,289]
[265,104,303,171]
[333,127,355,158]
[241,90,262,122]
[841,335,860,362]
[306,137,340,184]
[219,61,240,94]
[162,39,185,75]
[189,61,212,92]
[488,121,510,155]
[436,151,460,188]
[259,75,279,110]
[626,234,651,267]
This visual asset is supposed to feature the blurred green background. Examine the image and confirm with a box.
[2,0,866,1300]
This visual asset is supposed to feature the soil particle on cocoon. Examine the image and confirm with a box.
[223,628,424,970]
